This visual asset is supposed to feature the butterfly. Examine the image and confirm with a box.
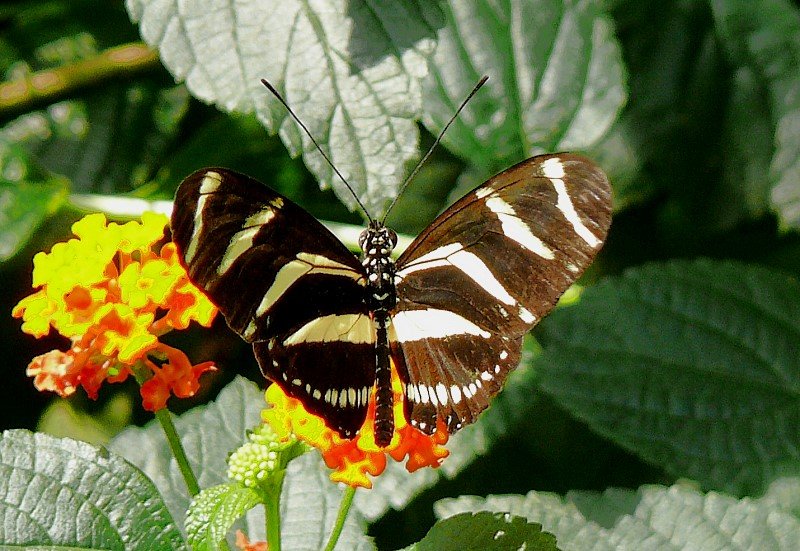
[170,152,611,447]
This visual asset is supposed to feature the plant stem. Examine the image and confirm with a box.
[265,480,283,551]
[154,408,200,496]
[0,41,160,121]
[324,486,357,551]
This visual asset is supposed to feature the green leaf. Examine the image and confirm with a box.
[435,482,800,550]
[422,0,626,177]
[711,0,800,228]
[407,511,557,551]
[607,1,737,231]
[0,168,67,261]
[186,484,261,551]
[110,377,373,550]
[127,0,443,215]
[715,65,774,230]
[535,259,800,495]
[0,429,186,550]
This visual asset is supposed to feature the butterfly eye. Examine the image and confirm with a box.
[358,229,369,251]
[386,229,398,250]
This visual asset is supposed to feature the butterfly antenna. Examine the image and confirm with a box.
[381,76,489,224]
[260,79,374,223]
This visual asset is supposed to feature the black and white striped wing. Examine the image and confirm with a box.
[171,168,374,437]
[390,153,612,434]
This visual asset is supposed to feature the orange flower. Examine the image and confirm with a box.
[13,212,218,410]
[263,365,450,489]
[235,531,267,551]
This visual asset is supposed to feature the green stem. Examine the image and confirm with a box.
[130,361,200,496]
[265,479,283,551]
[0,41,160,121]
[154,408,201,496]
[324,486,357,551]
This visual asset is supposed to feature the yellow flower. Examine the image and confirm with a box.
[13,212,218,410]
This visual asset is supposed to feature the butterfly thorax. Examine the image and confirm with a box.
[358,222,398,446]
[358,223,398,313]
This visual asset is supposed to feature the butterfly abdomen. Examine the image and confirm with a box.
[359,223,399,447]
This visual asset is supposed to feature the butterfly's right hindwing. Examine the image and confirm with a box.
[171,168,374,438]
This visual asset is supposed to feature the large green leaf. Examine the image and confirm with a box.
[535,259,800,495]
[110,377,373,550]
[126,0,442,215]
[0,429,186,550]
[406,511,557,551]
[422,0,626,189]
[711,0,800,228]
[435,480,800,550]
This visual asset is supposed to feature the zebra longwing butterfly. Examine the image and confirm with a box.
[171,154,611,447]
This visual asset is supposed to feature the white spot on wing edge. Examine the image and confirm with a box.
[418,385,430,404]
[428,386,439,406]
[552,178,602,248]
[243,319,258,340]
[435,383,448,406]
[541,157,565,179]
[519,306,536,324]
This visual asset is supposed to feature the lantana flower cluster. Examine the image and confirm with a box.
[263,367,450,489]
[13,212,217,410]
[14,211,453,491]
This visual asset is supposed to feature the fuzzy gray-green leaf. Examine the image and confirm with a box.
[126,0,442,215]
[0,430,186,550]
[423,0,626,179]
[436,482,800,551]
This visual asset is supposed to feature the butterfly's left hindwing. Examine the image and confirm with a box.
[171,168,374,438]
[391,153,612,433]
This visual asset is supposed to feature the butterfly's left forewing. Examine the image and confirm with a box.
[171,168,375,437]
[391,153,612,433]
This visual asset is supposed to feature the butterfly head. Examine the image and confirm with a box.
[358,222,398,258]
